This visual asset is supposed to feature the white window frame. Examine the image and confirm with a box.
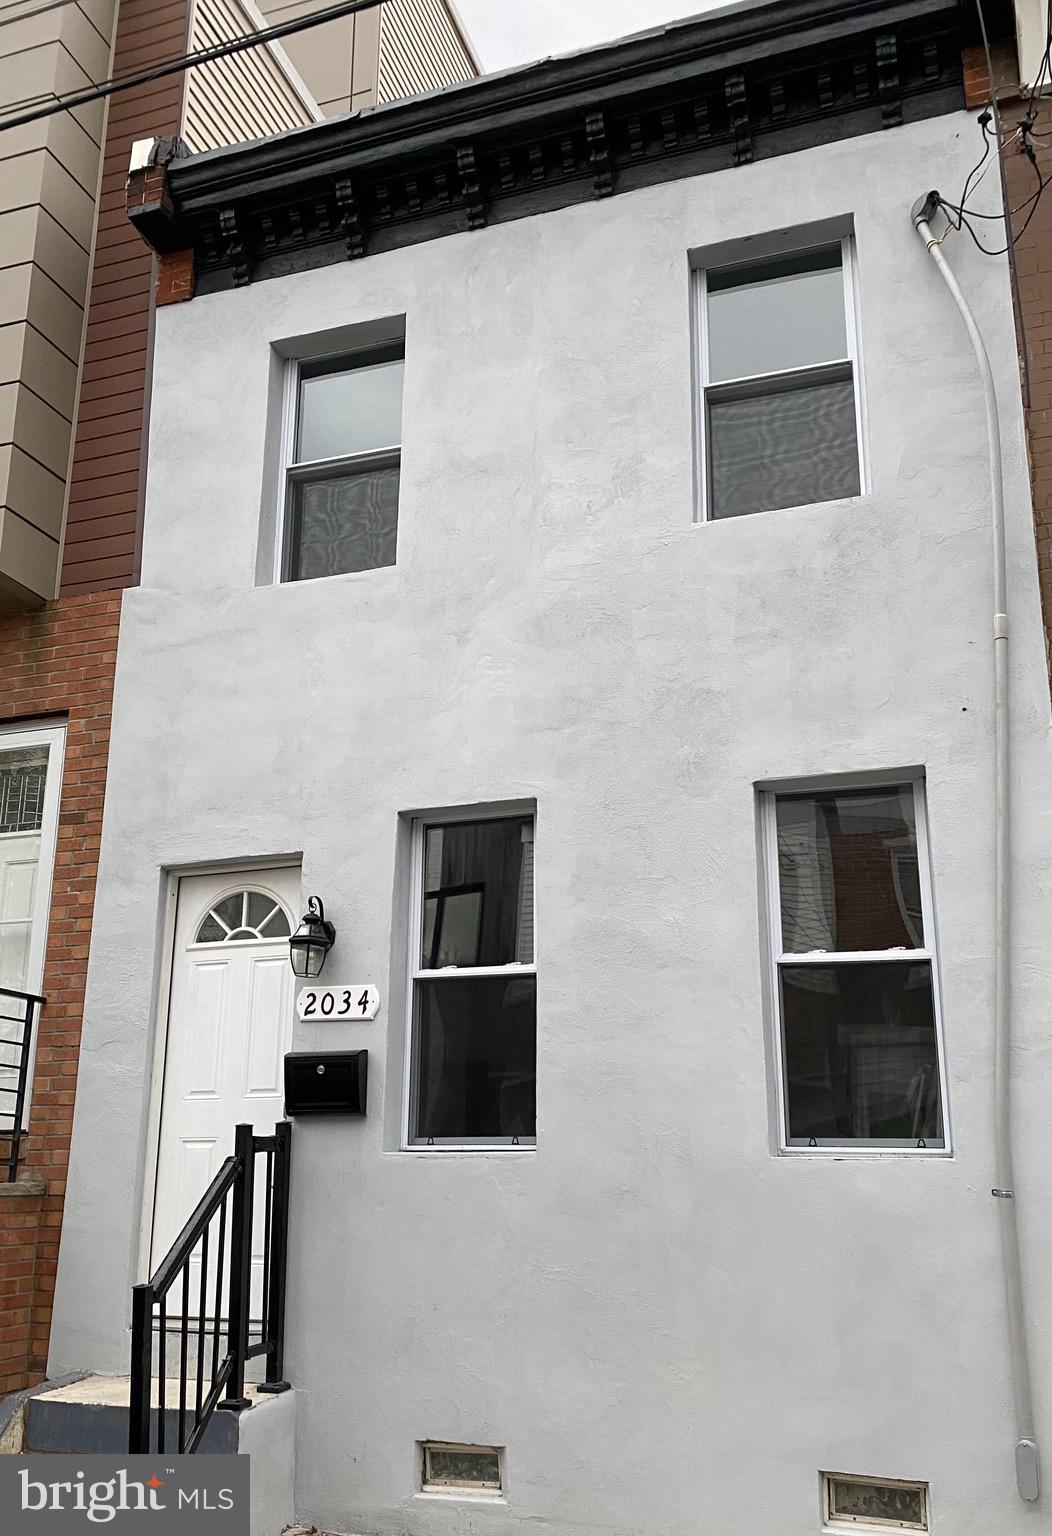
[760,771,950,1155]
[402,806,537,1153]
[274,341,404,585]
[420,1442,504,1499]
[822,1472,930,1532]
[0,719,65,1127]
[691,235,869,521]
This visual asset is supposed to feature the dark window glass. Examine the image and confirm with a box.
[0,747,48,834]
[421,818,533,968]
[288,465,399,580]
[781,960,940,1143]
[413,975,537,1140]
[708,375,860,518]
[776,785,922,953]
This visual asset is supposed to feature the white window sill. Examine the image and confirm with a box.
[778,1146,952,1160]
[415,1491,507,1505]
[396,1145,537,1157]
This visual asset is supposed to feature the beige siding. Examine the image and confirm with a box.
[182,0,320,155]
[0,0,118,608]
[254,1,381,116]
[376,0,476,106]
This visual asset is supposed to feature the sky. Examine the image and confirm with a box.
[454,1,727,73]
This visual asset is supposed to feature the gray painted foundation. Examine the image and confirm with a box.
[51,112,1052,1535]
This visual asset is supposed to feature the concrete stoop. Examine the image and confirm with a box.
[4,1376,295,1536]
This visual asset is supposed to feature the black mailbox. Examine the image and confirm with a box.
[284,1050,367,1117]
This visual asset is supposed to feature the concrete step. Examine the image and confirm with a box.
[11,1376,296,1536]
[26,1376,243,1454]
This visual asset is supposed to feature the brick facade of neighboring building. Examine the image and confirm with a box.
[0,594,120,1394]
[0,0,190,1397]
[1006,97,1052,677]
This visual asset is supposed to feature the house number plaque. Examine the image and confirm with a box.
[297,985,380,1021]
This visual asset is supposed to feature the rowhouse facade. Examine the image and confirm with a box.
[47,1,1052,1532]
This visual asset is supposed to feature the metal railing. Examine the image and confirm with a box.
[129,1121,292,1453]
[0,987,44,1182]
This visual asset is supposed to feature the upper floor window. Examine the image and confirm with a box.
[405,811,536,1149]
[281,344,404,582]
[761,776,947,1152]
[693,239,865,519]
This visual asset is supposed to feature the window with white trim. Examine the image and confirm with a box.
[693,238,865,519]
[406,812,536,1148]
[823,1472,929,1531]
[280,343,404,581]
[762,777,947,1150]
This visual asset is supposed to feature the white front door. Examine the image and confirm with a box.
[151,868,300,1293]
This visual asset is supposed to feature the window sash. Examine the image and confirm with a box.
[404,813,537,1150]
[761,778,949,1153]
[693,236,867,520]
[277,349,404,583]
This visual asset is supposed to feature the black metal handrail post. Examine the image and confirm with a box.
[219,1123,254,1411]
[129,1283,153,1453]
[258,1119,292,1393]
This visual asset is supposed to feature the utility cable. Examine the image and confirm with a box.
[0,0,389,134]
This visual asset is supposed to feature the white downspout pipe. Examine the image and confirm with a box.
[910,192,1039,1504]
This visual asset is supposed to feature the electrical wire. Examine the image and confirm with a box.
[0,0,389,133]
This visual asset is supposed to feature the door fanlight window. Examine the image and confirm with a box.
[194,890,292,945]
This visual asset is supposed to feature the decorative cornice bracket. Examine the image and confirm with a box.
[585,109,615,197]
[334,175,365,259]
[456,143,487,230]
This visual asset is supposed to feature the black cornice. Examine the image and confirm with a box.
[140,0,966,292]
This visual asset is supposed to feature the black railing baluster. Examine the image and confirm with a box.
[213,1197,226,1384]
[196,1223,208,1423]
[158,1298,166,1454]
[178,1258,190,1453]
[129,1122,292,1452]
[0,990,44,1182]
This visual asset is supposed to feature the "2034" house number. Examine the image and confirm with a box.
[296,985,380,1021]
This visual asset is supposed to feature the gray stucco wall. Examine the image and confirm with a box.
[52,111,1052,1535]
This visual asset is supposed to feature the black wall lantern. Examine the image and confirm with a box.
[289,896,335,978]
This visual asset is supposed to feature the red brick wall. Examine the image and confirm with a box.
[1004,96,1052,679]
[0,592,120,1393]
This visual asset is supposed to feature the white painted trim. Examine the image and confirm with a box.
[401,808,538,1151]
[760,773,951,1155]
[136,861,300,1285]
[692,235,868,520]
[0,719,65,1128]
[273,356,300,585]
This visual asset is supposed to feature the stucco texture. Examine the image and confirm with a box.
[52,112,1052,1535]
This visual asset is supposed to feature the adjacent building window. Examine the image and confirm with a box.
[406,812,536,1148]
[693,239,864,518]
[762,777,946,1150]
[421,1443,503,1496]
[281,343,404,581]
[823,1473,929,1531]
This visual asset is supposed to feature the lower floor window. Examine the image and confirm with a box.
[763,776,947,1150]
[407,812,536,1148]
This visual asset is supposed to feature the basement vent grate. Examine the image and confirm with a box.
[824,1473,929,1531]
[421,1442,502,1496]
